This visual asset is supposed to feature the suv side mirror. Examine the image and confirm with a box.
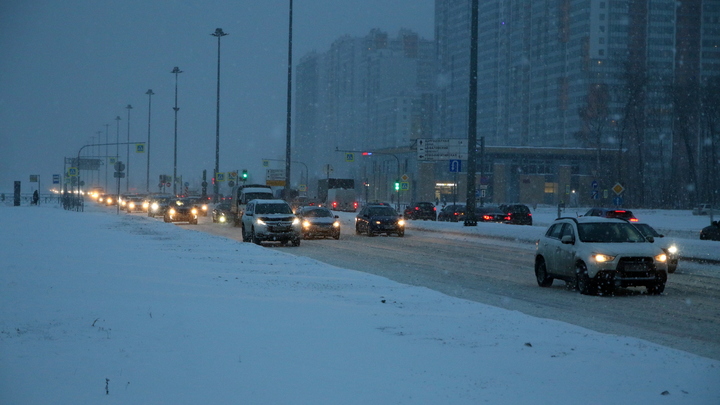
[561,235,575,244]
[334,215,339,219]
[646,236,655,243]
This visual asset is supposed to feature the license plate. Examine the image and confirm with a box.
[624,264,648,272]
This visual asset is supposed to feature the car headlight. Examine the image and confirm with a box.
[292,217,300,226]
[256,218,266,226]
[398,219,405,226]
[129,203,135,209]
[169,208,176,215]
[303,220,311,228]
[219,216,226,223]
[107,198,113,204]
[191,208,198,214]
[333,221,340,228]
[667,245,678,255]
[151,202,158,211]
[202,205,208,211]
[143,202,149,209]
[655,253,668,263]
[375,220,381,225]
[593,254,615,263]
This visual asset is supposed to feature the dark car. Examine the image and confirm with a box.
[474,206,506,222]
[437,204,466,222]
[187,196,210,217]
[147,196,172,218]
[700,221,720,241]
[289,197,323,213]
[296,206,340,239]
[355,204,405,237]
[633,223,679,273]
[584,208,638,222]
[404,202,437,221]
[164,198,199,224]
[499,204,533,225]
[212,202,233,223]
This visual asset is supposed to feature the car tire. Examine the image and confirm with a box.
[241,226,250,243]
[163,215,170,223]
[190,218,198,225]
[291,238,301,247]
[252,228,261,245]
[575,262,593,295]
[355,224,362,235]
[333,232,340,240]
[366,226,374,237]
[667,264,677,274]
[397,231,404,237]
[534,258,554,287]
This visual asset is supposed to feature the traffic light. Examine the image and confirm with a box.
[241,169,248,180]
[394,181,400,191]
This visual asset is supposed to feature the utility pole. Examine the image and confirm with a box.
[211,28,228,204]
[171,66,183,196]
[464,0,479,226]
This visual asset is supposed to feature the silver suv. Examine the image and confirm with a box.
[241,199,301,246]
[534,217,669,295]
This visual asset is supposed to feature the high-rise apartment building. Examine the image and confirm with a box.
[294,29,435,199]
[435,0,719,207]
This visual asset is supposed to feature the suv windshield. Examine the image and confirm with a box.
[302,208,332,217]
[577,222,646,243]
[256,203,292,215]
[368,207,397,217]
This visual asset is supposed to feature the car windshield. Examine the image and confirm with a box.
[245,192,273,201]
[368,207,397,217]
[217,203,230,210]
[577,223,647,243]
[255,203,292,214]
[302,208,333,218]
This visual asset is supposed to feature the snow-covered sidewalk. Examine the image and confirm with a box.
[1,204,719,404]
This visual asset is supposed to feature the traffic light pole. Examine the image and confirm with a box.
[335,148,401,210]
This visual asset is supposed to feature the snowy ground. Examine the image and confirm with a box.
[1,202,719,404]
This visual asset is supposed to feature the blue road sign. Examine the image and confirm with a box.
[53,174,60,184]
[591,190,599,200]
[449,159,462,173]
[591,180,598,189]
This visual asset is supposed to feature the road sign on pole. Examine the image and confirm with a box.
[418,139,468,160]
[449,159,462,173]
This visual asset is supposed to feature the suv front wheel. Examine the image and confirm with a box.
[575,262,592,295]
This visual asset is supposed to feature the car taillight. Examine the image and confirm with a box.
[415,207,420,211]
[433,207,436,211]
[354,202,358,209]
[504,215,511,220]
[483,215,492,220]
[332,201,337,208]
[630,218,638,222]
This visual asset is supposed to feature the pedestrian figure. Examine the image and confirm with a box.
[32,190,39,205]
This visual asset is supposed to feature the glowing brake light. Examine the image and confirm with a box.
[332,201,338,208]
[630,218,639,222]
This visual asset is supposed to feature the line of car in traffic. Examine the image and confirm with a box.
[94,193,715,296]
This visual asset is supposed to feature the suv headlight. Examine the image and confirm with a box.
[303,220,311,228]
[398,219,405,226]
[333,221,340,228]
[191,208,198,214]
[256,218,266,226]
[667,245,678,255]
[151,202,158,211]
[593,254,615,263]
[169,208,176,215]
[655,253,667,263]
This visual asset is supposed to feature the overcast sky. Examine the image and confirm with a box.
[0,0,434,194]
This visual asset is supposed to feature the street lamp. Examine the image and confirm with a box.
[211,28,228,204]
[171,66,183,196]
[284,0,293,198]
[125,104,132,193]
[115,115,121,165]
[145,89,154,193]
[104,123,109,192]
[464,0,479,227]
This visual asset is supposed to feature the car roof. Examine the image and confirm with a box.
[556,216,629,224]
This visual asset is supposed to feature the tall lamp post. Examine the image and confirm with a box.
[171,66,183,196]
[464,0,479,226]
[104,123,109,192]
[145,89,154,193]
[284,0,293,198]
[115,115,121,166]
[125,104,133,193]
[211,28,228,203]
